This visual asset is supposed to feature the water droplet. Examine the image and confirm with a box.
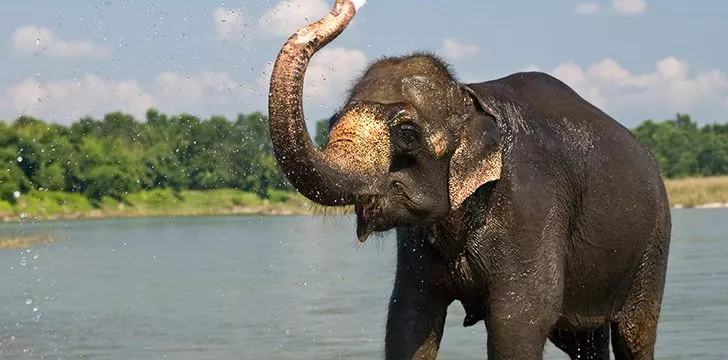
[25,298,32,305]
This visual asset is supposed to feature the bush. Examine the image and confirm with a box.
[0,162,30,204]
[0,200,13,215]
[13,190,94,216]
[267,189,291,203]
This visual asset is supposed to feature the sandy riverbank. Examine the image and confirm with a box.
[0,235,54,250]
[664,175,728,209]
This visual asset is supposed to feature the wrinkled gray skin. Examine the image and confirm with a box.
[267,2,672,359]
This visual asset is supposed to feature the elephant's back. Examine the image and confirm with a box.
[467,71,666,198]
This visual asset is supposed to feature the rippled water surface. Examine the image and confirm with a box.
[1,209,726,359]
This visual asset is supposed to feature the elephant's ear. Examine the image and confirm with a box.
[448,87,503,210]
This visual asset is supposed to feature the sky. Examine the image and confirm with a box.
[1,0,727,131]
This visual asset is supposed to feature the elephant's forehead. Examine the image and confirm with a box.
[349,78,409,105]
[348,60,442,104]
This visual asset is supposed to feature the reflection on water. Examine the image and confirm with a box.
[0,208,726,359]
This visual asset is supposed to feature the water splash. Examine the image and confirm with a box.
[351,0,367,11]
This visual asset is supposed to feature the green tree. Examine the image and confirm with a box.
[314,118,330,149]
[632,113,728,178]
[0,129,31,203]
[77,136,144,200]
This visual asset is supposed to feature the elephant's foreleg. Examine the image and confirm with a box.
[384,227,453,360]
[485,283,562,360]
[484,241,565,359]
[384,287,449,359]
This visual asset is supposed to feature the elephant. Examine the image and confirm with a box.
[266,1,672,359]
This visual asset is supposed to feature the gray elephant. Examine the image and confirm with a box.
[267,1,671,359]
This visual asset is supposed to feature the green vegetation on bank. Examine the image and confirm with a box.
[0,188,313,222]
[1,110,727,222]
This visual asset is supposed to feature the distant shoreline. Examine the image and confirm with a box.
[1,176,727,225]
[0,188,321,225]
[0,205,311,223]
[671,202,728,209]
[0,204,314,223]
[1,201,724,224]
[664,175,728,209]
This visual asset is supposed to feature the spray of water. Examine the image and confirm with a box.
[351,0,367,11]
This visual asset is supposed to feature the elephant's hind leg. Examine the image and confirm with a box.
[610,232,669,360]
[548,324,610,360]
[610,302,661,360]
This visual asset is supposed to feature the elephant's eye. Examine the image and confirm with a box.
[395,123,421,152]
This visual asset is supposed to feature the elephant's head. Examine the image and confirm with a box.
[268,0,502,242]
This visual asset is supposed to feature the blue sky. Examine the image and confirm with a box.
[1,0,726,130]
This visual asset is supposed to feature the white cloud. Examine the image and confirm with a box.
[258,47,367,108]
[303,47,368,102]
[153,71,248,108]
[575,2,601,14]
[0,70,259,124]
[11,25,109,59]
[612,0,646,14]
[259,0,330,37]
[545,56,728,115]
[440,38,480,61]
[3,75,154,123]
[0,45,368,125]
[573,1,646,16]
[212,7,249,40]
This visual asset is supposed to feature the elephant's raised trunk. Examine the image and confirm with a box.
[267,0,369,206]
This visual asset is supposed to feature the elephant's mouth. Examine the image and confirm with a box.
[355,196,380,243]
[354,195,400,243]
[353,183,420,243]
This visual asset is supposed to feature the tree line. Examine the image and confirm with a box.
[0,109,292,203]
[0,110,726,203]
[632,113,728,178]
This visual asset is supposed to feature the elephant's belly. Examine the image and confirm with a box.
[555,313,610,331]
[558,242,640,330]
[558,274,622,330]
[558,205,654,330]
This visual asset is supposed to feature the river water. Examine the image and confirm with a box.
[1,209,726,359]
